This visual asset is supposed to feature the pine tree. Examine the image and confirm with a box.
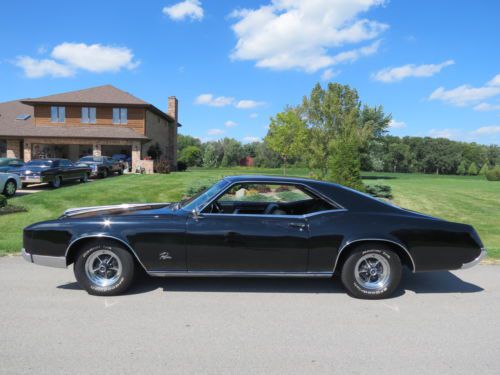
[456,160,467,175]
[479,163,489,175]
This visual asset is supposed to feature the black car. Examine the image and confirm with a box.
[0,157,24,172]
[12,158,91,188]
[22,175,485,299]
[78,156,123,178]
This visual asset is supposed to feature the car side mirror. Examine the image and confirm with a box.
[192,208,204,221]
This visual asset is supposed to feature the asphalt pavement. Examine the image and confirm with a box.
[0,256,499,374]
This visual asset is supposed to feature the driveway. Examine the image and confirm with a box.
[0,256,498,375]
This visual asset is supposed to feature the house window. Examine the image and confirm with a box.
[50,106,65,123]
[81,107,96,124]
[50,106,66,122]
[112,108,127,124]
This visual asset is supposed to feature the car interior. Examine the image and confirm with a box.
[202,183,337,216]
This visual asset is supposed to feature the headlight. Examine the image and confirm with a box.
[91,165,98,171]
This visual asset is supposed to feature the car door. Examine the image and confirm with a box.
[185,183,311,273]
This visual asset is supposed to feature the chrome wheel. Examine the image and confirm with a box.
[354,253,391,290]
[4,181,16,196]
[84,250,122,287]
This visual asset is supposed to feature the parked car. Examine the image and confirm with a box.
[77,156,123,178]
[11,158,91,188]
[22,175,486,299]
[0,172,21,197]
[0,158,24,173]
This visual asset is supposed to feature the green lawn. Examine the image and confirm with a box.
[1,168,498,260]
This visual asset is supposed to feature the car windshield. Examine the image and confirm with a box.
[26,160,53,167]
[180,179,230,212]
[80,156,103,162]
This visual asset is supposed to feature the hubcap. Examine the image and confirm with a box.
[354,253,391,290]
[6,182,16,195]
[85,250,122,287]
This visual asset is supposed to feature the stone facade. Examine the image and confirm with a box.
[6,139,21,158]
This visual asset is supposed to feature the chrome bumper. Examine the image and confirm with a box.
[21,248,67,269]
[461,249,487,269]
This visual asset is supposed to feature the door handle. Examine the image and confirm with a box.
[289,222,306,230]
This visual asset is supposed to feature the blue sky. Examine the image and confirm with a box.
[1,0,499,144]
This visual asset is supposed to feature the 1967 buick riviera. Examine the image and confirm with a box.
[22,175,486,299]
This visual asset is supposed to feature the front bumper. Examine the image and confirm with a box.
[461,249,487,269]
[22,248,67,269]
[20,176,43,184]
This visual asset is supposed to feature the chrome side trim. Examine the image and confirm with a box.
[22,248,66,268]
[461,249,487,269]
[63,203,169,217]
[65,234,148,272]
[147,270,333,278]
[202,209,347,220]
[333,238,416,273]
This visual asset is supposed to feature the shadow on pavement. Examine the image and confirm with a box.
[58,269,483,297]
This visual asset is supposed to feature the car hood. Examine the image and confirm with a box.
[11,166,49,174]
[60,203,173,219]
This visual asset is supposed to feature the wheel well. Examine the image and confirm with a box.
[6,178,17,187]
[334,240,415,273]
[65,236,145,271]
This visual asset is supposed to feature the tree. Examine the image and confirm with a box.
[385,143,411,172]
[479,163,489,175]
[202,142,223,168]
[253,141,282,168]
[146,142,162,160]
[178,146,202,167]
[468,162,478,175]
[266,108,308,175]
[177,134,201,154]
[456,160,467,175]
[220,138,244,167]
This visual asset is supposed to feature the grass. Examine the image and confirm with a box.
[0,167,498,260]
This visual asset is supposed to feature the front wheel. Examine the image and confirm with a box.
[50,176,62,188]
[100,168,108,178]
[3,179,17,197]
[74,241,135,296]
[340,244,402,299]
[80,173,89,183]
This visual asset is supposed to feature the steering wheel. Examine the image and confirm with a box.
[264,203,279,215]
[210,201,222,213]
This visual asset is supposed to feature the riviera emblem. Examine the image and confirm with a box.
[159,251,172,260]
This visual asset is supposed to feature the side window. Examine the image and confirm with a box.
[82,107,96,124]
[220,184,313,203]
[113,108,128,124]
[51,106,65,123]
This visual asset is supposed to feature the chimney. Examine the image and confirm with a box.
[168,96,178,122]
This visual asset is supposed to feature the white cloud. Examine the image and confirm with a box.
[429,73,500,107]
[236,99,265,109]
[243,136,261,143]
[250,113,259,118]
[207,128,225,135]
[225,120,238,128]
[51,43,139,73]
[389,119,406,129]
[195,94,234,107]
[329,39,381,65]
[15,56,74,78]
[373,60,454,83]
[14,43,139,78]
[473,102,500,112]
[162,0,204,21]
[230,0,388,72]
[321,68,339,81]
[429,128,460,140]
[472,126,500,135]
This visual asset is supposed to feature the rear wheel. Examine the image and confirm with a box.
[118,168,124,175]
[50,176,62,188]
[74,241,135,296]
[80,173,89,183]
[3,179,17,197]
[340,244,402,299]
[100,168,108,178]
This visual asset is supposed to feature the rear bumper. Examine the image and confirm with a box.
[21,248,67,269]
[461,249,487,269]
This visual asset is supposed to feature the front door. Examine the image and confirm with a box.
[186,214,309,272]
[185,182,318,273]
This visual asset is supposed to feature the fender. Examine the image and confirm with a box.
[65,233,148,271]
[334,235,416,272]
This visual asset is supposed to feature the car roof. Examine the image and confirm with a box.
[222,175,337,187]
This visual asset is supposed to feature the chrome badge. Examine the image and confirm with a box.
[159,251,172,260]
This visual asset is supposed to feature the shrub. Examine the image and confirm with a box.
[485,166,500,181]
[365,184,393,199]
[468,162,478,175]
[275,185,291,192]
[155,156,170,174]
[0,195,6,208]
[179,146,202,167]
[479,163,489,175]
[177,160,187,172]
[255,184,272,193]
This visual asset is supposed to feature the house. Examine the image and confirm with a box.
[0,85,179,169]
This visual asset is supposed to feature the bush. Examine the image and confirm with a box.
[155,156,170,174]
[485,166,500,181]
[0,195,6,208]
[365,184,393,199]
[177,160,187,172]
[275,185,291,192]
[179,146,202,167]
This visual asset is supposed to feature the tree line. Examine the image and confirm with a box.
[178,83,500,188]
